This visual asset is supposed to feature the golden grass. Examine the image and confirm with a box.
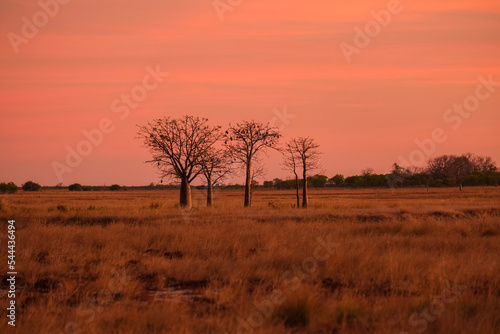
[0,187,499,333]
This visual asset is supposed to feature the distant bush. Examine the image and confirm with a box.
[263,180,274,188]
[109,184,121,191]
[307,174,328,188]
[275,296,311,328]
[150,202,162,209]
[9,182,18,193]
[23,181,41,192]
[0,182,17,194]
[82,186,92,191]
[56,205,68,212]
[329,174,345,186]
[68,183,83,191]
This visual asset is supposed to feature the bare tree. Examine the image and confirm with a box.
[282,141,300,208]
[224,121,280,207]
[286,137,321,208]
[467,153,496,173]
[201,148,233,207]
[138,116,221,208]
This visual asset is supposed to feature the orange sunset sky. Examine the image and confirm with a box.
[1,0,499,186]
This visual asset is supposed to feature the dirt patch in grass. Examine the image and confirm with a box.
[429,211,464,219]
[47,216,117,226]
[32,278,61,293]
[356,214,392,222]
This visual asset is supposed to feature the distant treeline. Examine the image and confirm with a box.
[264,153,499,189]
[3,172,498,193]
[2,154,498,192]
[260,171,499,189]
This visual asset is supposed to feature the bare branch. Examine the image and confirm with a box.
[282,137,322,208]
[137,115,221,207]
[223,120,281,207]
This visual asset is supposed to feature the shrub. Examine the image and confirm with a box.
[275,298,311,328]
[307,174,328,188]
[68,183,83,191]
[7,182,18,193]
[56,205,68,212]
[109,184,121,191]
[23,181,41,192]
[0,182,16,193]
[150,202,162,209]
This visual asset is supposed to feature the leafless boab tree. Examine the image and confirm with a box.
[224,121,280,207]
[138,116,221,208]
[201,148,233,207]
[282,142,300,208]
[285,137,321,208]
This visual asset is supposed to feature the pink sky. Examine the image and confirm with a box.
[1,0,499,186]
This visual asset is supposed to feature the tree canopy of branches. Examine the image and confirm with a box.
[224,120,280,207]
[427,153,496,190]
[138,116,221,208]
[282,137,321,208]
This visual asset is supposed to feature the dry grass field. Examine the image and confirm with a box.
[0,187,499,334]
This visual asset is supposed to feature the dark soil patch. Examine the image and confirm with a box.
[481,229,497,237]
[321,278,343,292]
[163,251,183,259]
[138,273,160,291]
[164,278,208,290]
[356,214,391,222]
[33,278,60,293]
[47,216,116,226]
[36,251,49,263]
[429,211,462,219]
[144,249,162,255]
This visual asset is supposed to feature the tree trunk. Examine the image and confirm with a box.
[294,172,300,208]
[180,177,192,208]
[244,160,252,207]
[207,181,213,207]
[302,169,308,208]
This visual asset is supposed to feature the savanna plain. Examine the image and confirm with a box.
[0,187,499,334]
